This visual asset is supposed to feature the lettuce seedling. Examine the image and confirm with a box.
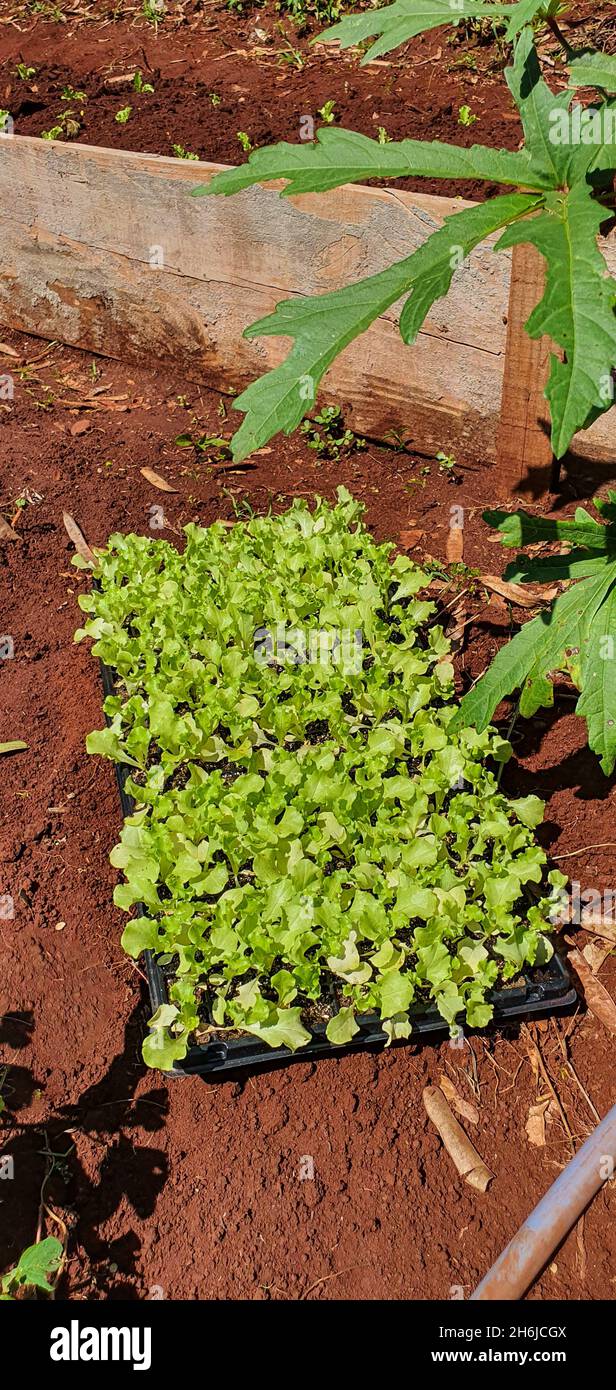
[77,492,564,1068]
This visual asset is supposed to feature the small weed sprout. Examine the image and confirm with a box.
[142,0,166,28]
[436,450,457,475]
[458,104,478,127]
[1,1238,63,1300]
[300,405,366,460]
[41,108,81,140]
[133,70,155,94]
[61,84,86,104]
[318,100,336,124]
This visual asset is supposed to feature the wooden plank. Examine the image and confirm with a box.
[497,242,554,500]
[0,134,615,466]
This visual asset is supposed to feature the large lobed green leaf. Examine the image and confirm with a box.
[194,127,549,199]
[568,52,616,94]
[457,568,613,722]
[456,501,616,773]
[482,505,611,550]
[502,0,553,38]
[507,26,616,185]
[319,0,547,64]
[497,187,616,457]
[227,194,540,460]
[577,581,616,775]
[195,25,616,465]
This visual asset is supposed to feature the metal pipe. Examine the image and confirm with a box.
[471,1101,616,1300]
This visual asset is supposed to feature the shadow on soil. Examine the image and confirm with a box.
[500,699,616,818]
[1,1002,169,1297]
[550,450,616,507]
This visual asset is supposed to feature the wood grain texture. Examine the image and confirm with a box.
[497,242,555,500]
[1,134,615,468]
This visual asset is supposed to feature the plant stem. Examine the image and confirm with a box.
[545,15,575,61]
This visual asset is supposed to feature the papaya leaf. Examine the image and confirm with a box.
[568,52,616,94]
[503,549,613,583]
[503,0,552,39]
[504,24,616,187]
[496,183,616,457]
[505,24,572,185]
[457,500,616,770]
[225,194,541,460]
[319,0,539,65]
[595,489,616,522]
[577,581,616,773]
[195,127,550,199]
[456,566,615,734]
[483,506,611,549]
[197,29,616,462]
[399,194,542,342]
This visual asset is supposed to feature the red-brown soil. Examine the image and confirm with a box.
[1,0,613,199]
[2,0,616,1304]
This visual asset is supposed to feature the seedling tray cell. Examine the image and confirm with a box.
[99,659,577,1079]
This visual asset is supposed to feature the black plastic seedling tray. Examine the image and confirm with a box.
[99,659,577,1078]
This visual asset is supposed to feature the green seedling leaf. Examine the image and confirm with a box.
[511,794,545,828]
[382,1014,413,1044]
[121,916,160,957]
[325,1007,360,1044]
[0,741,27,754]
[379,969,414,1017]
[328,931,373,985]
[244,1008,312,1051]
[1,1237,63,1297]
[142,1003,189,1069]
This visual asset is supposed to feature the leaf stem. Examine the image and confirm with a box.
[545,15,575,62]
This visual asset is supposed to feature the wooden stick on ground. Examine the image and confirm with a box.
[423,1084,493,1191]
[496,242,555,501]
